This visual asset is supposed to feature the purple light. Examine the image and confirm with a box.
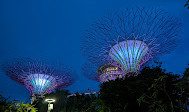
[81,8,182,82]
[99,66,123,83]
[3,58,75,96]
[26,74,56,95]
[109,40,150,73]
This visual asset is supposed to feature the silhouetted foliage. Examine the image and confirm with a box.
[98,64,188,112]
[35,63,188,112]
[35,89,98,112]
[0,94,38,112]
[35,89,69,112]
[185,0,189,9]
[66,92,97,112]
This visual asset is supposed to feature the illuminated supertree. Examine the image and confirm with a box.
[2,57,75,103]
[82,62,123,83]
[81,8,182,82]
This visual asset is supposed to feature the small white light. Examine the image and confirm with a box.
[45,99,55,103]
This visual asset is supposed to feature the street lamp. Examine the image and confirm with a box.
[45,99,55,112]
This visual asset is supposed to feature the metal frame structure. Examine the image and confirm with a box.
[81,8,182,82]
[3,58,75,97]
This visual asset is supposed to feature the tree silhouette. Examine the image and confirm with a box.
[35,63,188,112]
[98,64,188,112]
[35,89,98,112]
[185,0,189,9]
[0,94,37,112]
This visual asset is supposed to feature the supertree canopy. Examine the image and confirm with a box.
[98,63,123,82]
[81,8,182,82]
[2,58,75,96]
[82,62,123,83]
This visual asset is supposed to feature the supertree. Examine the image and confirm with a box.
[81,8,182,82]
[82,62,123,83]
[2,57,75,103]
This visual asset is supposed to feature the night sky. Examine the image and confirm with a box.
[0,0,188,102]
